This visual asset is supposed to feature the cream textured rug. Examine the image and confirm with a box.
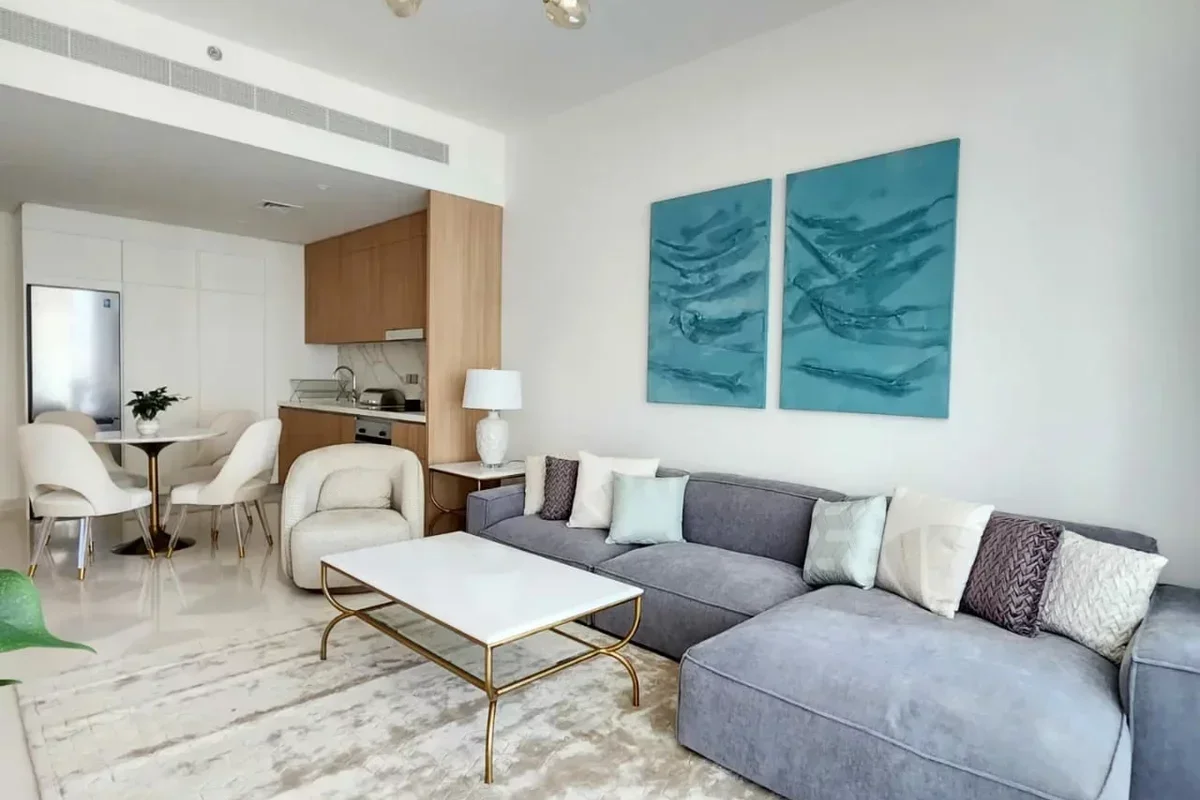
[17,608,771,799]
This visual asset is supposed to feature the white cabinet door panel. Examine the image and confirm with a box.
[199,290,264,417]
[23,230,122,285]
[122,242,196,288]
[198,252,265,295]
[121,284,200,478]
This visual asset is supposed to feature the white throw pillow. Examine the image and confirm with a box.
[567,451,660,529]
[875,488,995,619]
[1039,530,1167,663]
[316,468,393,512]
[524,455,547,516]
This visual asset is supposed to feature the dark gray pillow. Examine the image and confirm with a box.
[963,513,1062,636]
[539,456,579,521]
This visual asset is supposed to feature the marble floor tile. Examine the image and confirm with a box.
[0,505,342,799]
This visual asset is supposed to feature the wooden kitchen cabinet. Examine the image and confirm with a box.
[277,407,355,481]
[390,421,427,465]
[304,238,341,344]
[304,210,428,343]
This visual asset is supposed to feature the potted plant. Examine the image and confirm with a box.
[127,386,187,436]
[1,570,92,686]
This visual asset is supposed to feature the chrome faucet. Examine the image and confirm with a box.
[332,365,357,404]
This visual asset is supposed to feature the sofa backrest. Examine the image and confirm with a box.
[1009,511,1158,554]
[682,472,845,565]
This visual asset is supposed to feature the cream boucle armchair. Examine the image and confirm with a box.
[281,443,424,589]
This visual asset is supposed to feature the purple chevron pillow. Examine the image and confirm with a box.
[963,514,1062,636]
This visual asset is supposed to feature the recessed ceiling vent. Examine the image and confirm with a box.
[259,199,303,213]
[0,6,451,165]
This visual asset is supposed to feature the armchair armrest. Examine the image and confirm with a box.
[1125,584,1200,800]
[466,484,526,534]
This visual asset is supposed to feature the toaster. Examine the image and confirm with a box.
[357,387,406,410]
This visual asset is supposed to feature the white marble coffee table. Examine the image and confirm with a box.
[318,532,643,784]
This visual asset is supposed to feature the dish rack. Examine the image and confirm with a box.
[288,378,347,403]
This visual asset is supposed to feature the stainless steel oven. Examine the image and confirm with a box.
[353,417,392,445]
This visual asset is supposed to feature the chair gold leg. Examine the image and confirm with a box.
[27,564,37,577]
[233,503,246,558]
[77,567,86,581]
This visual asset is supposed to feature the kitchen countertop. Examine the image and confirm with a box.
[278,401,426,425]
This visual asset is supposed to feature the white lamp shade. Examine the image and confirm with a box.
[463,369,522,411]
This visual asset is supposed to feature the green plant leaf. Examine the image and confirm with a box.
[0,679,17,686]
[0,570,93,655]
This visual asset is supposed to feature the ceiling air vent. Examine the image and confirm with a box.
[0,5,451,165]
[259,200,303,213]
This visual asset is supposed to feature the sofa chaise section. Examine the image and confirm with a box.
[679,586,1132,800]
[1126,584,1200,799]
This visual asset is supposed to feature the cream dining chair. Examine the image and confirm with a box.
[160,409,259,535]
[18,423,154,580]
[33,410,147,489]
[165,418,282,559]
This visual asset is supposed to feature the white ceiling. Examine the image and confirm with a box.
[115,0,847,129]
[0,86,429,244]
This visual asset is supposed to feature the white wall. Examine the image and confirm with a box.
[19,204,337,482]
[0,212,22,503]
[0,0,505,205]
[502,0,1200,586]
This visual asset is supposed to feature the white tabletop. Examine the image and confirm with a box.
[322,533,641,646]
[91,428,220,445]
[430,460,526,481]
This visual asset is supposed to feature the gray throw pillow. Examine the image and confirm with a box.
[802,496,887,589]
[538,456,578,521]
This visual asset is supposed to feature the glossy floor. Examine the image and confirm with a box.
[0,505,336,799]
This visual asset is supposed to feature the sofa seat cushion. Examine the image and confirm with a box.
[679,585,1129,800]
[592,542,808,659]
[289,508,411,590]
[477,515,637,571]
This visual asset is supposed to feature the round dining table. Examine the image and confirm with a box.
[91,428,219,557]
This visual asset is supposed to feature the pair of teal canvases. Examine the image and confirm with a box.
[647,138,961,420]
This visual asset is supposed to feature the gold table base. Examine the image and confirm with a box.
[319,562,643,784]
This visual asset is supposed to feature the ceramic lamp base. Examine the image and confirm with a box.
[475,412,508,467]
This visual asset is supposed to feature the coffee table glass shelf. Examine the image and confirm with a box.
[319,532,643,784]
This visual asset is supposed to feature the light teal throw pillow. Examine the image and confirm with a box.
[802,496,888,589]
[606,474,690,545]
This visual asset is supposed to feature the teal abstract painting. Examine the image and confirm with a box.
[648,179,771,408]
[781,140,960,418]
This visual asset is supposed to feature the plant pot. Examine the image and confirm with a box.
[135,418,160,436]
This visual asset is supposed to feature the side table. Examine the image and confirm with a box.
[429,460,525,523]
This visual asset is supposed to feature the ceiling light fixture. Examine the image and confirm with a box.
[383,0,590,29]
[543,0,590,29]
[384,0,423,17]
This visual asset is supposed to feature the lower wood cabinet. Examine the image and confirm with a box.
[277,407,355,481]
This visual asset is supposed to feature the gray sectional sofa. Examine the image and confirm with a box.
[465,472,1200,800]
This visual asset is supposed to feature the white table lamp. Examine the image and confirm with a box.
[462,369,522,467]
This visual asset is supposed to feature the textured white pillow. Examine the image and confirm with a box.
[1039,530,1167,663]
[524,455,547,515]
[875,488,995,619]
[316,468,393,512]
[567,451,660,529]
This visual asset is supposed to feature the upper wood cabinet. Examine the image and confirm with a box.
[304,210,428,343]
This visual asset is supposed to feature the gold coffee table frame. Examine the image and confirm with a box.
[319,561,644,784]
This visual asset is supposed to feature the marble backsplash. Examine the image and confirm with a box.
[337,342,425,401]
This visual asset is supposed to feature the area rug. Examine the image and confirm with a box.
[17,607,772,799]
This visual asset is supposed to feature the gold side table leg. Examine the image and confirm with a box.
[484,645,496,784]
